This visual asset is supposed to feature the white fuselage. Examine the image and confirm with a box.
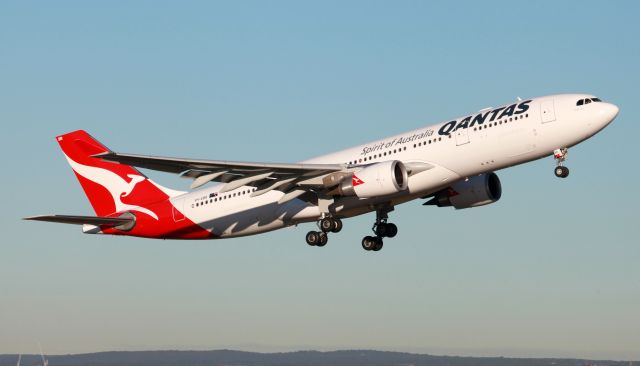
[172,94,618,238]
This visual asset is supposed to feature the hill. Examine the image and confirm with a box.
[0,350,633,366]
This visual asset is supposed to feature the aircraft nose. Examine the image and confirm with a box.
[600,102,619,124]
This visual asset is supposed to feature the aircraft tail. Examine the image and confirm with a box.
[56,130,184,218]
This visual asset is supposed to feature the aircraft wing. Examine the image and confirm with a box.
[94,152,348,200]
[94,152,344,176]
[94,152,434,203]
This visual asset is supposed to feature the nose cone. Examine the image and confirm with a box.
[600,102,619,125]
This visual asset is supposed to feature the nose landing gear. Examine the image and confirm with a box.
[553,148,570,178]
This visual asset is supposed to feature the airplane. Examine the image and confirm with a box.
[25,93,619,251]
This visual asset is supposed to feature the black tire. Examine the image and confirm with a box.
[386,223,398,238]
[372,238,383,251]
[331,218,343,233]
[305,231,319,246]
[320,218,334,232]
[317,233,328,247]
[554,167,563,177]
[555,166,569,178]
[362,236,376,251]
[375,223,388,237]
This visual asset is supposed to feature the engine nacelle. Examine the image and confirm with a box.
[427,172,502,209]
[332,160,408,198]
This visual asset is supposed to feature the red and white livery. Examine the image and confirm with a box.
[26,94,619,251]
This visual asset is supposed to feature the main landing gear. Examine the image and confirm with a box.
[305,216,342,247]
[362,207,398,252]
[304,207,399,252]
[553,148,570,178]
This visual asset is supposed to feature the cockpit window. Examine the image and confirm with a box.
[577,97,602,106]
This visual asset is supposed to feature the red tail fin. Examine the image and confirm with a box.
[56,130,181,218]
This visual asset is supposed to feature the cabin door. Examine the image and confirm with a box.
[455,126,470,146]
[540,98,556,123]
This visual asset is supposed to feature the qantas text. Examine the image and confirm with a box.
[438,100,531,135]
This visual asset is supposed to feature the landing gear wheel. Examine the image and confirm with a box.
[375,223,388,237]
[372,238,383,251]
[331,218,343,233]
[320,217,334,232]
[317,232,328,247]
[305,231,320,246]
[374,223,398,238]
[554,166,569,178]
[362,236,377,251]
[385,223,398,238]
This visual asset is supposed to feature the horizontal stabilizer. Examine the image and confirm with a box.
[23,214,134,227]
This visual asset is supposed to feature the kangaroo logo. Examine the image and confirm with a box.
[65,155,160,220]
[352,175,365,187]
[121,174,145,198]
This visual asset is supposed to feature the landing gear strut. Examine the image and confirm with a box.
[553,148,569,178]
[362,206,398,252]
[306,216,342,247]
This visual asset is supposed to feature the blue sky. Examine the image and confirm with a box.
[1,0,639,360]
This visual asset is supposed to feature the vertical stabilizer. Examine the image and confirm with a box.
[56,130,184,219]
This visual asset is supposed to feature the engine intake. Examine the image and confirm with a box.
[332,160,408,198]
[426,172,502,209]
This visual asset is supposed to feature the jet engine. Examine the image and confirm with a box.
[331,160,408,198]
[426,172,502,209]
